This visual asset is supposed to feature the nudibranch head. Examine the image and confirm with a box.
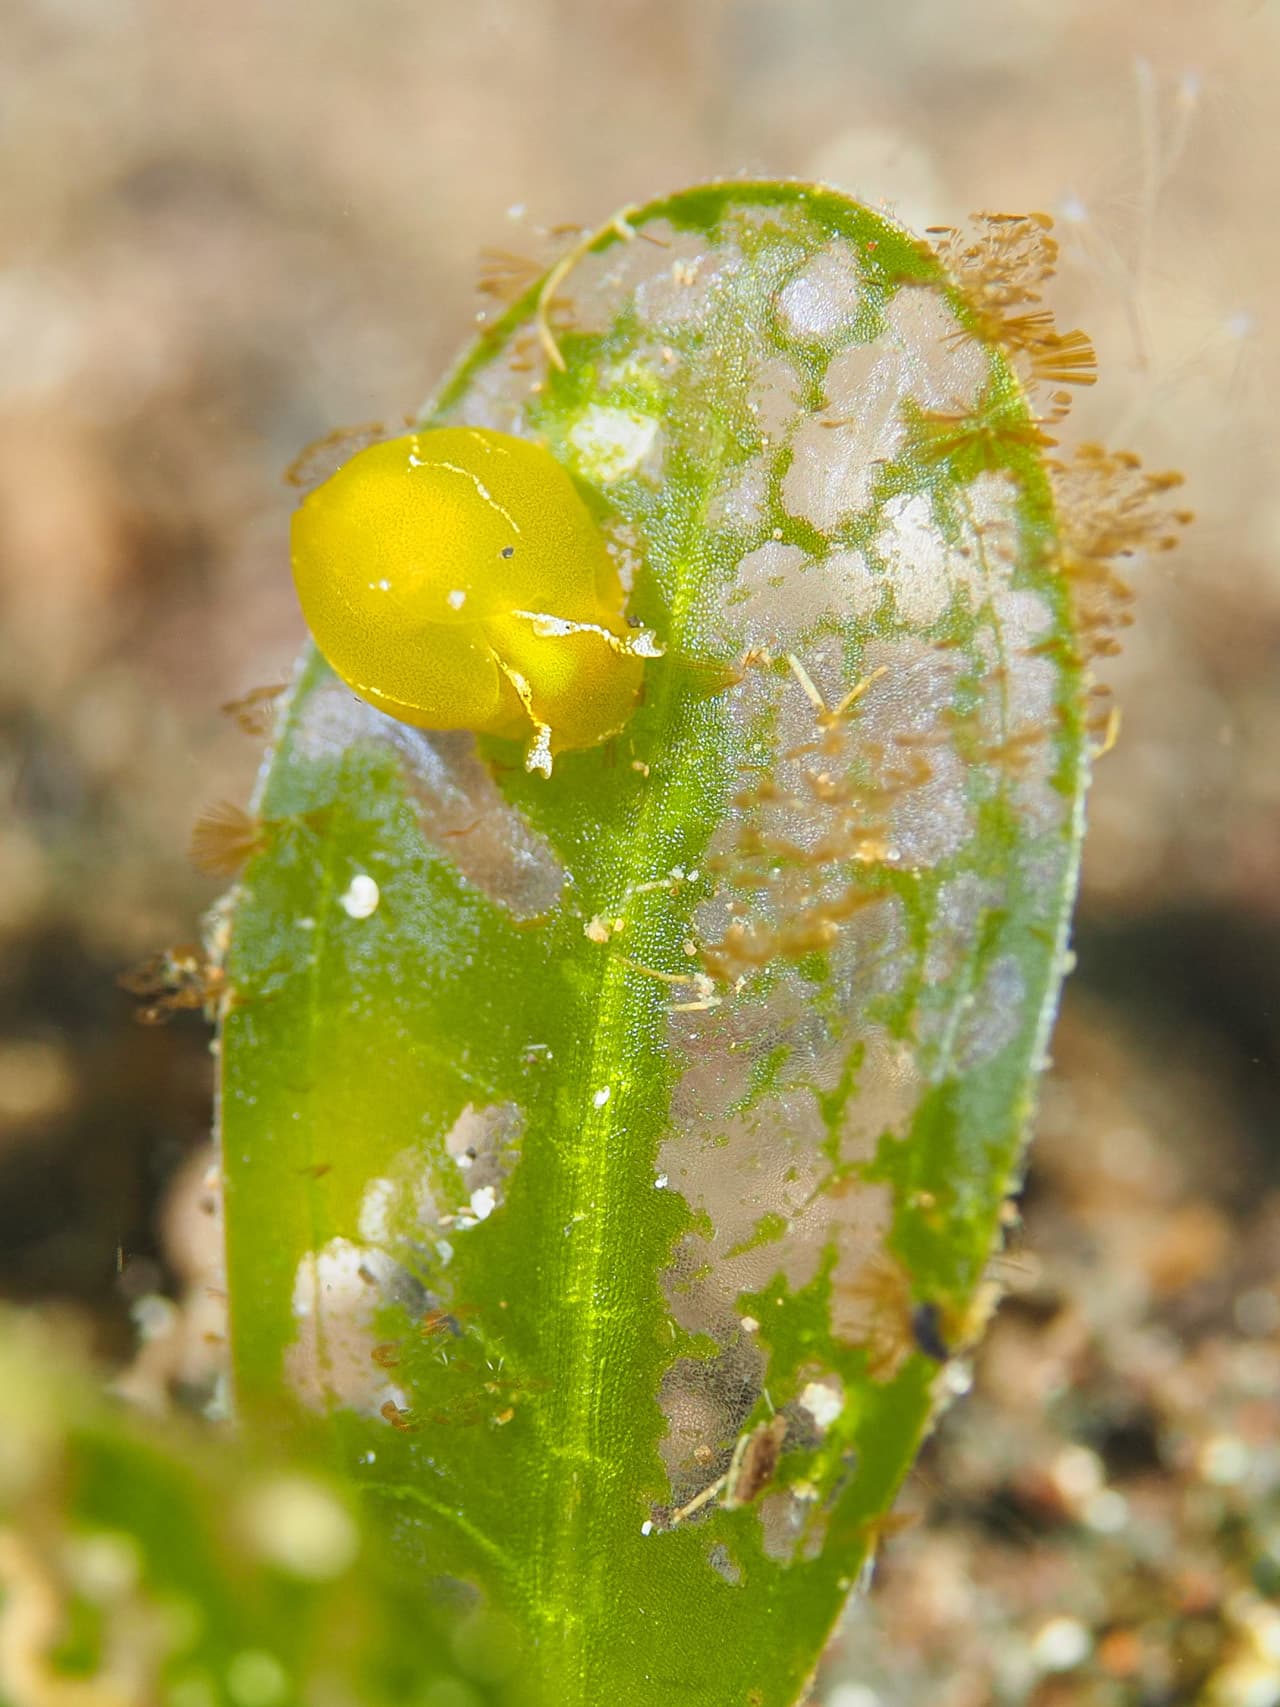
[290,426,659,775]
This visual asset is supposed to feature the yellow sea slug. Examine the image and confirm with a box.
[291,427,659,776]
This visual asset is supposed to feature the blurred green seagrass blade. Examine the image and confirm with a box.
[0,1309,519,1706]
[219,183,1089,1707]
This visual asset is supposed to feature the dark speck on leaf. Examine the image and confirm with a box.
[911,1301,951,1362]
[501,545,515,558]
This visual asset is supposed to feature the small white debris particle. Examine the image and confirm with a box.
[1031,1616,1091,1673]
[1083,1489,1129,1534]
[446,588,467,610]
[131,1293,177,1343]
[66,1533,140,1600]
[239,1476,359,1581]
[740,1316,760,1334]
[204,1374,231,1422]
[828,1687,882,1707]
[584,916,611,944]
[798,1379,843,1432]
[339,874,380,919]
[641,1520,653,1536]
[1199,1434,1250,1485]
[654,1174,668,1190]
[942,1361,973,1398]
[592,1086,611,1109]
[1050,1444,1104,1505]
[468,1185,498,1222]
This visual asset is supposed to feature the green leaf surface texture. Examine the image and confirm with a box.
[219,182,1089,1707]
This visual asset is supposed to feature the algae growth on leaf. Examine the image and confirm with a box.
[216,184,1183,1707]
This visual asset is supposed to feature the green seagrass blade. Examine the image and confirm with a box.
[219,182,1089,1707]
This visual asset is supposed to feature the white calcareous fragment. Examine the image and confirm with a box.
[468,1185,497,1222]
[339,873,379,919]
[1031,1616,1092,1673]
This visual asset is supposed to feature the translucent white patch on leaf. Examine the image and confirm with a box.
[357,1177,396,1245]
[822,548,885,621]
[953,952,1028,1072]
[634,236,739,333]
[925,873,1005,984]
[350,1103,523,1250]
[783,286,986,534]
[971,583,1066,835]
[657,1337,765,1508]
[538,222,741,347]
[776,243,866,341]
[852,637,977,868]
[657,939,903,1484]
[760,1486,828,1563]
[751,355,807,441]
[566,404,662,485]
[881,283,988,406]
[292,680,564,919]
[709,541,884,654]
[551,218,681,340]
[444,1102,523,1209]
[707,1543,743,1586]
[782,352,902,530]
[285,1238,417,1415]
[706,458,771,533]
[955,469,1023,596]
[874,493,953,627]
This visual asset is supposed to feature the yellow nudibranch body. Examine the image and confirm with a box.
[290,427,659,776]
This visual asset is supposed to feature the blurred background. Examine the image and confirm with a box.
[1,1,1277,1700]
